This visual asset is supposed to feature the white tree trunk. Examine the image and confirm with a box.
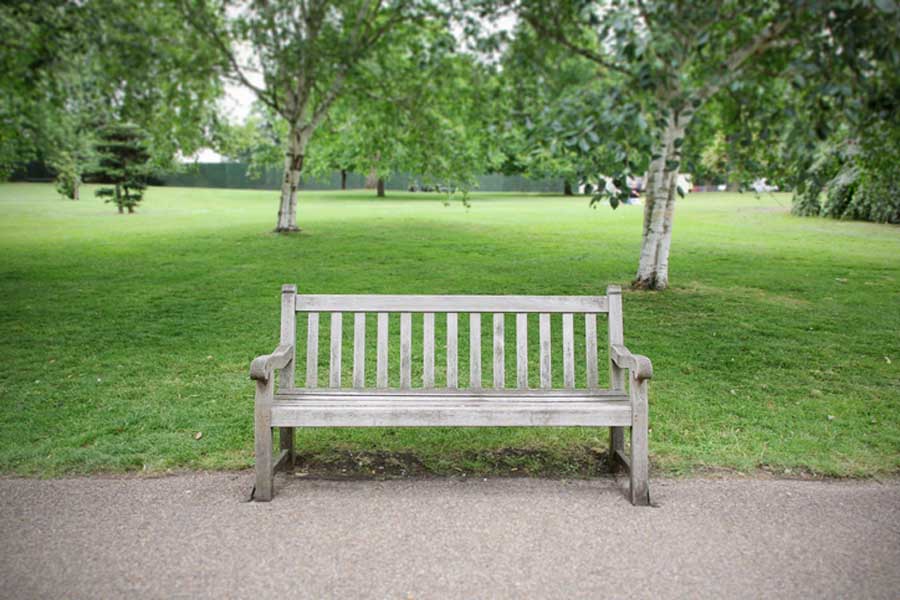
[275,126,309,233]
[634,112,688,290]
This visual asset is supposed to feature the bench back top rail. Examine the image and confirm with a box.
[277,286,625,392]
[294,294,608,314]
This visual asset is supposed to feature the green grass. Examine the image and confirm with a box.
[1,182,898,478]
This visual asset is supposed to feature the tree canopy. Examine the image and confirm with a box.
[3,0,898,287]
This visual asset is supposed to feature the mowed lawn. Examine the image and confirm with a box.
[1,182,898,477]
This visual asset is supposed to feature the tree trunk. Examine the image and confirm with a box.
[115,185,123,213]
[563,180,574,196]
[633,112,689,291]
[72,179,80,201]
[376,178,385,198]
[341,169,347,190]
[275,125,308,233]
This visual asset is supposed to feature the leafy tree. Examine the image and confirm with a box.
[0,0,222,189]
[93,123,152,214]
[496,26,600,195]
[231,21,501,200]
[488,0,899,289]
[303,103,362,190]
[214,103,289,180]
[181,0,429,232]
[319,24,502,197]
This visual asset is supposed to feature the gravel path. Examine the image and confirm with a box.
[1,473,898,599]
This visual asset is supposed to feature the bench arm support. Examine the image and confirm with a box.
[610,344,653,381]
[249,344,294,382]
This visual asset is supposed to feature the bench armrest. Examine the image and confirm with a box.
[610,344,653,381]
[249,344,294,382]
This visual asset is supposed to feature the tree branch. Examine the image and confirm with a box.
[177,0,280,114]
[694,18,794,107]
[523,12,635,79]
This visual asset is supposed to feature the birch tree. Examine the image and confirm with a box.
[181,0,420,232]
[501,0,892,290]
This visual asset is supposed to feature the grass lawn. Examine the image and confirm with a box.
[1,182,898,478]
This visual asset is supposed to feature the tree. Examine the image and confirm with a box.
[93,123,152,213]
[495,26,599,195]
[306,22,501,198]
[181,0,427,232]
[677,2,900,223]
[498,0,897,289]
[0,0,223,190]
[303,102,362,191]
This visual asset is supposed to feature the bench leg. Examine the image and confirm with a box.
[609,427,625,472]
[254,378,274,502]
[629,375,650,506]
[279,427,294,466]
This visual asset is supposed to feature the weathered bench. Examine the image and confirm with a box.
[250,285,652,505]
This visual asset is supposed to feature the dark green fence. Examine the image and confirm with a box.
[158,163,565,193]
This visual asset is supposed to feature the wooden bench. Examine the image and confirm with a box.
[250,285,653,505]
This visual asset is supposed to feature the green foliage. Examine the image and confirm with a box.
[478,0,900,219]
[0,0,222,180]
[214,104,289,180]
[794,125,900,224]
[93,123,152,213]
[227,19,504,195]
[52,153,83,200]
[1,184,899,476]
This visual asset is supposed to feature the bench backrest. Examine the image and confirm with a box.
[276,285,625,391]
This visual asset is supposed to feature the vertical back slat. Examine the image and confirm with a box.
[305,312,319,387]
[492,313,504,389]
[279,285,297,456]
[607,285,626,462]
[423,312,435,388]
[516,313,528,389]
[562,313,575,389]
[352,312,365,388]
[447,313,458,388]
[469,313,481,388]
[539,313,551,389]
[400,312,412,389]
[585,313,599,389]
[608,287,624,390]
[280,285,296,389]
[329,312,342,387]
[376,312,389,388]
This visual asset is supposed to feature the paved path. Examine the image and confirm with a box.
[1,473,898,599]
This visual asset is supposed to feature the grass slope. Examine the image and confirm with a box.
[1,183,898,477]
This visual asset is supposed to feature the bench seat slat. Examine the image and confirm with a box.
[278,388,625,398]
[271,397,631,427]
[295,295,608,313]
